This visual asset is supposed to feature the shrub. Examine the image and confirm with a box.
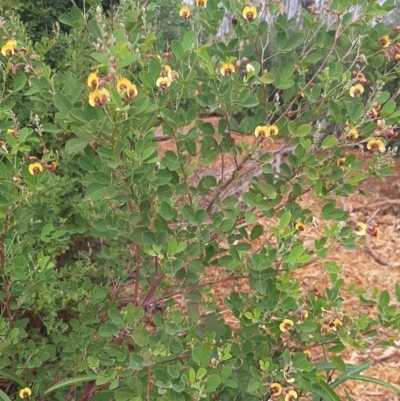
[0,0,399,400]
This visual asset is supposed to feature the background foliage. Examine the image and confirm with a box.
[0,0,400,400]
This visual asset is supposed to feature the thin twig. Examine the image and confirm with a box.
[134,244,140,307]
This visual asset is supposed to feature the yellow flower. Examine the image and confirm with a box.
[336,157,346,170]
[117,77,132,93]
[89,88,110,107]
[270,383,283,396]
[195,0,207,7]
[127,83,138,99]
[267,125,279,136]
[28,162,43,175]
[347,127,359,140]
[303,349,312,360]
[355,222,367,236]
[242,5,257,21]
[295,222,306,233]
[19,388,32,398]
[254,125,269,138]
[279,319,294,332]
[352,71,366,82]
[156,76,172,91]
[370,105,381,118]
[161,65,172,76]
[168,70,179,82]
[115,365,123,371]
[367,138,385,153]
[378,35,391,48]
[179,6,191,18]
[285,390,298,401]
[87,72,99,90]
[220,63,235,77]
[1,40,16,57]
[349,83,364,97]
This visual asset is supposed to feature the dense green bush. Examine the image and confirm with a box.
[0,0,400,400]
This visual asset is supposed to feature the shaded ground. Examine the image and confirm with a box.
[155,117,400,400]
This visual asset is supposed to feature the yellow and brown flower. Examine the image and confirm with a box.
[28,162,43,175]
[242,5,257,21]
[303,349,312,360]
[89,88,110,107]
[270,383,283,397]
[336,158,346,170]
[117,77,132,94]
[378,35,391,48]
[168,70,179,82]
[295,221,306,233]
[87,71,99,90]
[127,83,138,99]
[285,390,298,401]
[19,387,32,399]
[279,319,294,332]
[156,76,172,91]
[367,138,385,153]
[370,105,381,119]
[220,62,235,77]
[254,125,269,138]
[355,222,367,236]
[352,71,367,83]
[195,0,207,7]
[179,6,191,18]
[347,127,359,140]
[267,125,279,136]
[1,40,17,57]
[161,64,172,76]
[349,83,364,97]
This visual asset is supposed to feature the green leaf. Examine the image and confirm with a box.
[288,245,304,262]
[250,224,263,240]
[118,54,138,69]
[314,380,341,401]
[41,223,54,238]
[59,14,73,26]
[296,124,311,137]
[328,101,341,123]
[65,138,90,154]
[321,135,337,148]
[279,212,291,230]
[380,101,395,117]
[259,72,274,84]
[333,375,400,396]
[205,374,221,392]
[171,40,184,60]
[183,31,197,52]
[90,52,109,65]
[0,390,12,401]
[0,371,27,389]
[131,329,148,347]
[379,290,390,306]
[331,356,346,372]
[13,75,26,92]
[115,387,136,401]
[85,183,108,200]
[45,376,96,395]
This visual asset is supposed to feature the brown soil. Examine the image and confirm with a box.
[155,117,400,400]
